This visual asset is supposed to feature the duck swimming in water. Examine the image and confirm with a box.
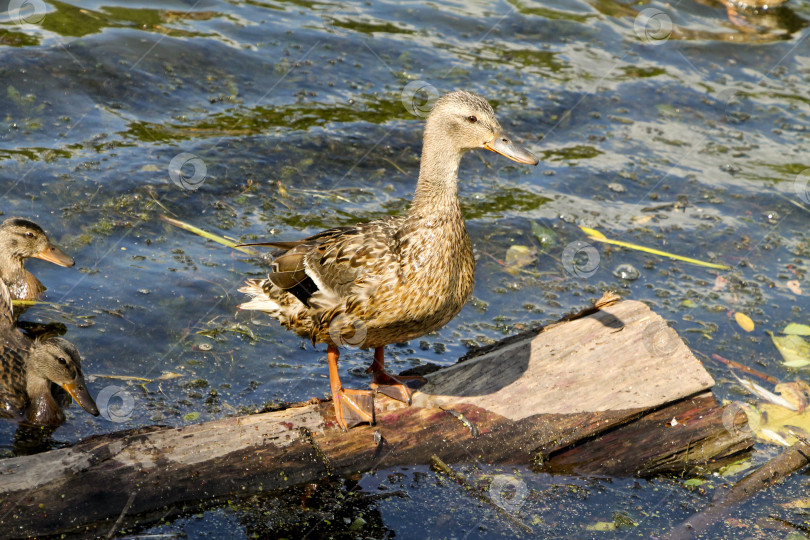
[239,91,538,430]
[0,280,98,426]
[0,217,74,305]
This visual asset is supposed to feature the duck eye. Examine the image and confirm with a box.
[25,232,35,238]
[467,115,477,123]
[57,357,67,365]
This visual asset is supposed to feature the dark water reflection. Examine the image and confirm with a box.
[0,0,809,537]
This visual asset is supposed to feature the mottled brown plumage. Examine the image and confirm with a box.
[0,280,98,426]
[0,217,74,305]
[239,91,538,430]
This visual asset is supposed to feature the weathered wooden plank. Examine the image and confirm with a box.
[541,392,753,476]
[0,299,750,539]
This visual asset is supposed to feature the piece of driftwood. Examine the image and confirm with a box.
[0,298,753,539]
[664,439,810,539]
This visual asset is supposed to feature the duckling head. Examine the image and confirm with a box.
[0,217,74,267]
[423,90,538,165]
[25,337,99,425]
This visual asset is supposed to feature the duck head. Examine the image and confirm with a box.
[25,337,99,426]
[422,91,538,166]
[0,217,74,268]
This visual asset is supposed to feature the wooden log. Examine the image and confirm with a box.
[664,439,810,539]
[0,298,753,539]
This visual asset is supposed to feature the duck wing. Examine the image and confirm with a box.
[0,281,14,329]
[259,218,403,308]
[0,344,27,420]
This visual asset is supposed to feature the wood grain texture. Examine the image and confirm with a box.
[0,300,749,539]
[416,299,715,417]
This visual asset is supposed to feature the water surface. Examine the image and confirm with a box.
[1,0,809,537]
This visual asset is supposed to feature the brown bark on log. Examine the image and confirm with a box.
[0,299,753,539]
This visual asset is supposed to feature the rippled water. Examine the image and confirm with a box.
[1,0,809,537]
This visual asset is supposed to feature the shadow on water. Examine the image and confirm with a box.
[11,423,65,455]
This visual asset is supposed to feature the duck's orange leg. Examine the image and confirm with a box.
[327,344,374,431]
[367,346,427,405]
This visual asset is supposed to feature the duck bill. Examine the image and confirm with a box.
[36,245,75,267]
[61,380,100,416]
[484,135,539,165]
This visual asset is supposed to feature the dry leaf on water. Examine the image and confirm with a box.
[504,245,537,275]
[734,312,755,332]
[783,323,810,336]
[769,331,810,368]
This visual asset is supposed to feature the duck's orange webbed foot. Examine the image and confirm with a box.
[367,347,427,405]
[333,388,374,430]
[328,344,375,431]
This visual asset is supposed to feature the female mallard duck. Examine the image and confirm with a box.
[0,281,98,426]
[0,217,75,303]
[239,91,538,430]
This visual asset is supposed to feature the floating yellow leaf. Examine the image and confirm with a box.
[734,312,755,332]
[579,226,607,240]
[781,497,810,509]
[504,245,536,275]
[784,323,810,336]
[769,331,810,368]
[757,402,810,446]
[586,522,617,532]
[578,226,730,270]
[718,459,754,477]
[89,371,183,385]
[160,215,258,255]
[775,382,809,412]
